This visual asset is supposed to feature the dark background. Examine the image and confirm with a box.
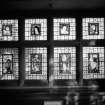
[0,0,105,105]
[0,0,105,10]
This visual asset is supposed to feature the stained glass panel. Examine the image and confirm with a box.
[2,54,13,74]
[88,23,99,35]
[31,24,41,36]
[59,23,70,35]
[82,18,104,39]
[0,19,18,41]
[53,18,76,40]
[59,53,71,74]
[25,19,47,40]
[2,24,12,36]
[0,48,19,80]
[30,54,42,74]
[88,53,99,73]
[83,47,104,79]
[54,47,76,79]
[25,47,47,80]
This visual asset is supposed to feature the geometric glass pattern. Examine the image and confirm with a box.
[25,19,47,40]
[53,18,76,40]
[0,19,18,41]
[25,47,47,80]
[54,47,76,79]
[82,18,104,39]
[83,47,104,79]
[0,48,19,80]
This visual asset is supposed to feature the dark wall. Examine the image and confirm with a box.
[0,0,105,11]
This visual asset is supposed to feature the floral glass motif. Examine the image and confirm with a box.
[83,47,104,79]
[31,24,41,36]
[2,54,13,74]
[88,53,99,73]
[88,23,99,35]
[59,53,71,74]
[31,54,42,74]
[59,23,70,35]
[2,24,12,36]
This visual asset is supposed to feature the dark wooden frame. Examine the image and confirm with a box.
[0,10,104,91]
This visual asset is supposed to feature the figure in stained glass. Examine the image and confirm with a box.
[2,24,12,36]
[59,53,71,74]
[60,23,70,35]
[31,24,41,36]
[31,54,42,74]
[88,53,99,73]
[88,23,99,35]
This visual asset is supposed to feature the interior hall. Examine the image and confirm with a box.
[0,0,105,105]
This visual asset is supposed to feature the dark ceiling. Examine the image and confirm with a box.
[0,0,105,11]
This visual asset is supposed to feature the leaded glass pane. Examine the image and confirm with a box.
[82,18,104,39]
[0,19,18,41]
[0,48,19,80]
[25,47,47,80]
[53,18,76,40]
[25,19,47,40]
[53,47,76,79]
[83,47,104,79]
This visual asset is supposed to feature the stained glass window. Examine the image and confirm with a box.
[0,48,19,80]
[83,47,104,79]
[82,18,104,39]
[25,47,47,80]
[25,19,47,40]
[53,47,76,79]
[53,18,76,40]
[0,19,18,41]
